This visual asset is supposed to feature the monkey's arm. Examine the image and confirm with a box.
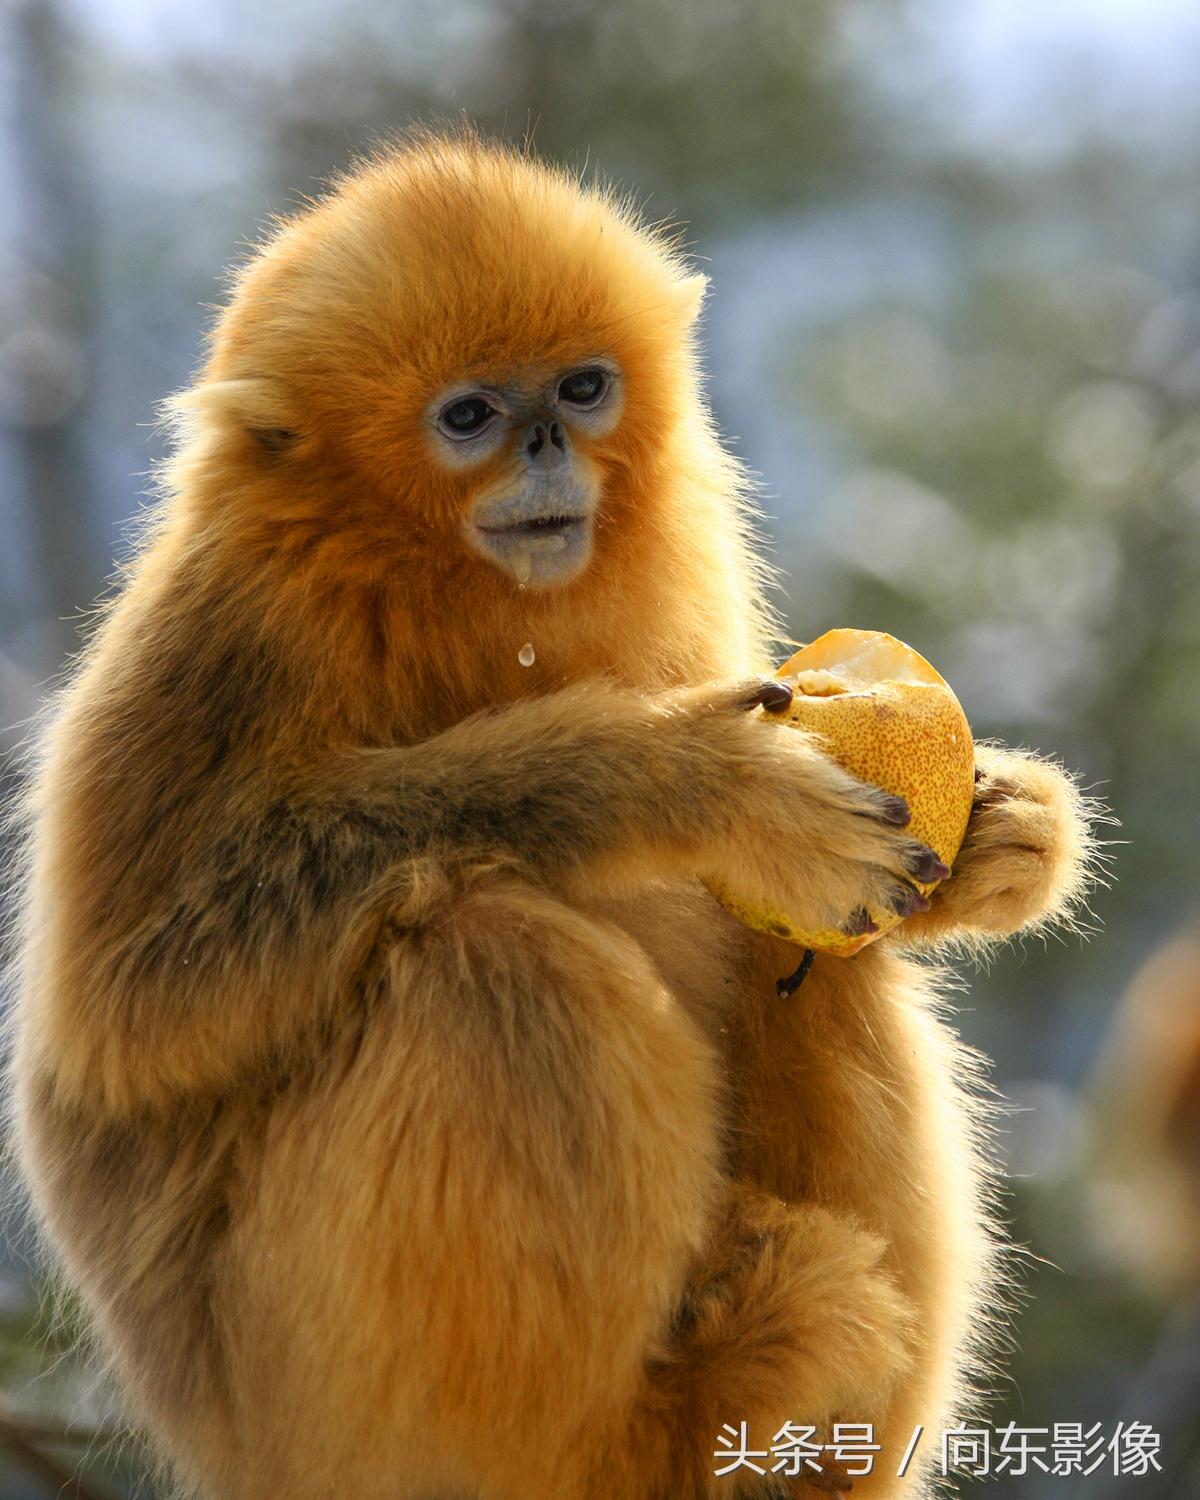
[891,743,1102,951]
[33,678,939,1111]
[300,680,944,902]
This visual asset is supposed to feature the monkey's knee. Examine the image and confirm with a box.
[376,860,690,1045]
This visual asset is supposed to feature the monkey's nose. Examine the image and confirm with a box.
[524,420,567,461]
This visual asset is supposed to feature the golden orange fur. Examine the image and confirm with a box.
[8,132,1098,1499]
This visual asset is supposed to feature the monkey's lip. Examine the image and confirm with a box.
[467,508,595,588]
[475,512,590,537]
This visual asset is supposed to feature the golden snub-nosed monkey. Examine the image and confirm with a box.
[10,130,1099,1500]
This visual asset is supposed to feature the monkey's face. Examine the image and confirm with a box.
[191,139,711,617]
[427,360,622,589]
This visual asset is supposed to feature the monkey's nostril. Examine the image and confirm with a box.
[526,423,546,458]
[549,420,565,451]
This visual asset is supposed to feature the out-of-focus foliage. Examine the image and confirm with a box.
[3,0,1199,1494]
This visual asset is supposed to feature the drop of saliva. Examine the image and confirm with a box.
[518,642,536,668]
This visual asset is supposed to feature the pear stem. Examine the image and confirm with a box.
[776,948,816,999]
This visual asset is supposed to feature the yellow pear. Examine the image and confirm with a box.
[711,629,975,956]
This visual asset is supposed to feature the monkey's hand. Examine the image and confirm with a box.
[893,743,1104,952]
[674,680,947,944]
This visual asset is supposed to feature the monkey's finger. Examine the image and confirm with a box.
[731,679,794,714]
[843,870,934,932]
[840,907,878,938]
[971,765,1028,811]
[880,879,932,918]
[905,845,951,883]
[687,678,792,716]
[853,788,910,826]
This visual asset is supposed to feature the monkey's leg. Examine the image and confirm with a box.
[208,869,912,1500]
[606,1181,915,1500]
[725,941,999,1499]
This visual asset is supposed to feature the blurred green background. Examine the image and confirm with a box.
[2,0,1199,1495]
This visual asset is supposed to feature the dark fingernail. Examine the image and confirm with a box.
[907,848,952,882]
[879,794,911,826]
[842,907,878,937]
[753,680,794,714]
[891,885,931,917]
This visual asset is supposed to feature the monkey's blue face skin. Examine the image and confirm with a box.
[470,455,598,589]
[426,360,622,590]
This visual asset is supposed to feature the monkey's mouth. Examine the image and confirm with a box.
[476,513,586,538]
[467,507,595,589]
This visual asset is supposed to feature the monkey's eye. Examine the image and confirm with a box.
[439,396,497,438]
[557,369,607,407]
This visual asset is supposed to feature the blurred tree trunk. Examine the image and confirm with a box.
[4,0,101,676]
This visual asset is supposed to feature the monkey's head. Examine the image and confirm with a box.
[178,133,716,597]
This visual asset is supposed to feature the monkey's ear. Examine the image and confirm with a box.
[162,377,301,452]
[672,272,709,327]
